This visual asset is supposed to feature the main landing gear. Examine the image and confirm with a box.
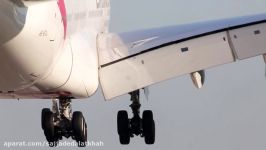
[41,97,87,147]
[117,90,155,145]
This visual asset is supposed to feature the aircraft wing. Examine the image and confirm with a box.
[98,13,266,100]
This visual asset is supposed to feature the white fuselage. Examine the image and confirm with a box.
[0,0,110,99]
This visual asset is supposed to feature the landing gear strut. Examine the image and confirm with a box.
[117,90,155,145]
[41,97,87,147]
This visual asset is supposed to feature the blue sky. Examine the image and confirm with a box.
[110,0,266,32]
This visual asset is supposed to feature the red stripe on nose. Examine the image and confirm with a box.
[58,0,67,38]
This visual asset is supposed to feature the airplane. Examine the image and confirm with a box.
[1,0,266,147]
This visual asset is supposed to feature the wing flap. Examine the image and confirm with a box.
[229,23,266,59]
[100,32,234,99]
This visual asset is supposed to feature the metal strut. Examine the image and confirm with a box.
[129,90,142,136]
[59,98,72,120]
[51,97,73,139]
[130,90,141,115]
[52,98,72,120]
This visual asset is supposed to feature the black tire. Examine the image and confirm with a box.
[142,110,155,144]
[72,111,87,147]
[117,110,130,145]
[43,111,55,143]
[41,108,50,129]
[84,123,87,142]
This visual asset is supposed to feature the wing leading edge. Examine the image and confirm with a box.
[98,13,266,100]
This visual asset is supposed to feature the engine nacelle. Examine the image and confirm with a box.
[190,70,205,89]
